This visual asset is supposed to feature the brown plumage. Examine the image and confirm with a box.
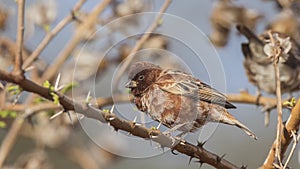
[126,61,257,139]
[237,24,300,94]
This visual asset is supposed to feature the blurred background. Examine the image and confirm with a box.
[0,0,299,168]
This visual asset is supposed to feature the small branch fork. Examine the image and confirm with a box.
[13,0,26,80]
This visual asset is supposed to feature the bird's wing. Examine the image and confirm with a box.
[155,70,236,109]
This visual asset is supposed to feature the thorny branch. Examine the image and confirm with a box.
[1,1,300,169]
[0,72,242,169]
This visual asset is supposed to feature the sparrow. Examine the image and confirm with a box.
[236,24,300,94]
[126,61,257,139]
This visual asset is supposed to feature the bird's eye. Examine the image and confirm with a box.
[138,75,145,80]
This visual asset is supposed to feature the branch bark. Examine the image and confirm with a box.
[260,98,300,169]
[13,0,25,79]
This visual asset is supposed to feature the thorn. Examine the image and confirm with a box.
[197,140,207,148]
[67,111,73,125]
[50,110,64,120]
[110,105,115,113]
[107,116,116,121]
[157,123,161,129]
[199,162,203,169]
[240,165,247,169]
[57,84,66,91]
[0,82,4,89]
[54,73,61,91]
[171,149,178,155]
[113,126,119,132]
[134,122,141,126]
[131,116,141,127]
[24,65,35,72]
[217,154,226,163]
[85,91,91,103]
[79,114,85,120]
[179,141,186,145]
[195,160,203,169]
[149,134,158,139]
[188,156,194,166]
[133,116,137,123]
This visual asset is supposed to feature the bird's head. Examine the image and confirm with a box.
[126,62,161,95]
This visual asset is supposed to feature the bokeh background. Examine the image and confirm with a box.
[0,0,299,168]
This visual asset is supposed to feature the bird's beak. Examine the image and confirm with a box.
[125,80,138,88]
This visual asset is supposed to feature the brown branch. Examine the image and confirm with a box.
[260,98,300,169]
[3,103,60,112]
[0,103,62,168]
[0,73,242,169]
[227,91,278,107]
[22,0,86,69]
[41,0,112,82]
[97,94,133,107]
[283,132,299,169]
[274,60,284,165]
[267,30,284,166]
[13,0,25,79]
[112,0,172,90]
[95,91,280,108]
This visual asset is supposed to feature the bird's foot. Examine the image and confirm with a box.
[162,123,186,136]
[255,90,262,106]
[162,123,189,146]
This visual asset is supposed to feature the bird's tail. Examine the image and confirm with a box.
[221,111,257,140]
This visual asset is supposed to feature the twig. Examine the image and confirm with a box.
[260,98,300,169]
[283,131,299,169]
[41,0,112,82]
[13,0,25,79]
[22,0,86,69]
[0,103,62,168]
[267,30,284,166]
[97,94,133,107]
[227,91,278,107]
[3,103,60,112]
[95,91,282,109]
[112,0,172,91]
